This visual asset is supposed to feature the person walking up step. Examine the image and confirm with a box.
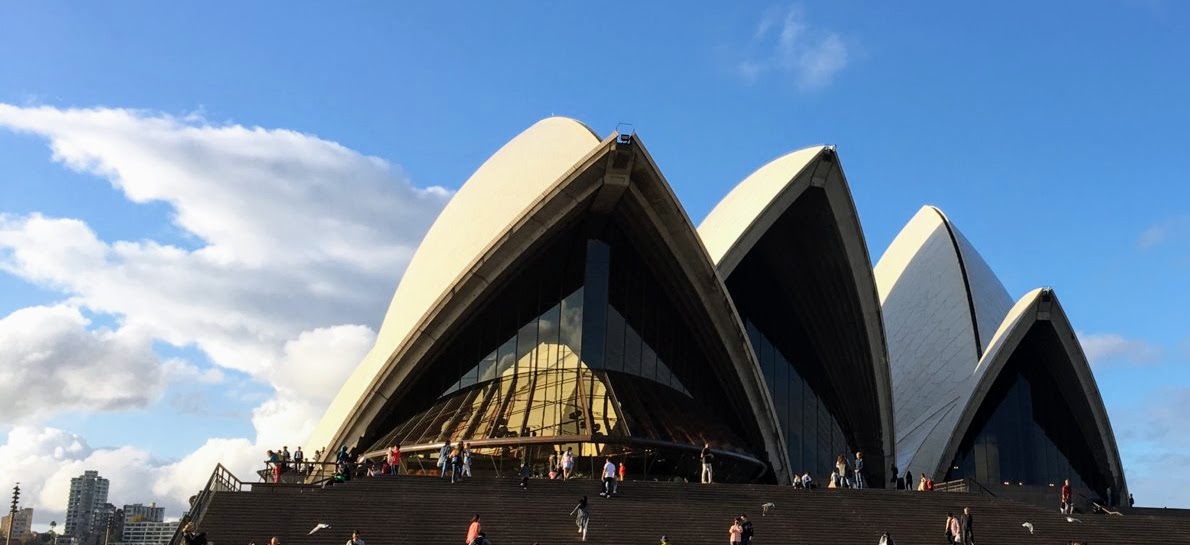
[701,443,715,484]
[570,496,590,542]
[600,457,616,497]
[465,515,481,545]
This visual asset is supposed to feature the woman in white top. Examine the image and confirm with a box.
[562,447,576,480]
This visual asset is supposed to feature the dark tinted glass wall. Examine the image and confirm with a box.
[945,323,1110,495]
[742,316,851,478]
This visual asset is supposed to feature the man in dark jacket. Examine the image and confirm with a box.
[739,514,753,545]
[960,507,975,545]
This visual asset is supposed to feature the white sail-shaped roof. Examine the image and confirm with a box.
[308,117,601,454]
[699,146,825,275]
[874,206,1013,476]
[307,119,792,481]
[943,288,1127,494]
[699,146,895,486]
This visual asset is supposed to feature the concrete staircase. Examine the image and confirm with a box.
[192,475,1190,545]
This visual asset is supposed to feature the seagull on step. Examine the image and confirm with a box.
[1065,516,1082,523]
[1021,522,1034,534]
[761,502,775,516]
[308,523,332,535]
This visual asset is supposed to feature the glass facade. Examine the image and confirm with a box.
[362,220,763,481]
[945,322,1111,496]
[722,187,865,483]
[741,316,851,479]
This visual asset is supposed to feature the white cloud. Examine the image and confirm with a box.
[0,103,456,526]
[736,4,849,91]
[1078,331,1162,367]
[0,305,166,422]
[1135,216,1189,251]
[0,104,451,377]
[0,427,261,524]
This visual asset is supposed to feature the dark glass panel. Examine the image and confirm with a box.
[624,322,643,378]
[581,239,610,369]
[605,307,626,373]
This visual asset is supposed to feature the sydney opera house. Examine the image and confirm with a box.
[305,118,1126,501]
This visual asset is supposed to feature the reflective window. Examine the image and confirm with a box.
[365,221,752,465]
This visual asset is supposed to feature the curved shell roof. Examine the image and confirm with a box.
[308,117,600,453]
[946,288,1127,492]
[874,205,1013,475]
[698,145,895,484]
[698,146,825,275]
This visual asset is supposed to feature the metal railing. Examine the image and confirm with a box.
[168,464,246,545]
[931,478,998,496]
[257,460,339,483]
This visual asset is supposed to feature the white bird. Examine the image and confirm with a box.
[1021,522,1034,534]
[1065,516,1082,523]
[308,523,331,535]
[761,502,775,516]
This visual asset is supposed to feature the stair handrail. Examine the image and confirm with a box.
[168,464,246,545]
[932,477,998,496]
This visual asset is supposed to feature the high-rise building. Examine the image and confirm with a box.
[1,507,34,537]
[60,470,110,545]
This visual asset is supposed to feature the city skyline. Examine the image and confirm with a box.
[2,0,1189,527]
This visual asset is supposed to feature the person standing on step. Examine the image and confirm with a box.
[959,507,975,545]
[601,457,617,497]
[570,496,590,542]
[519,463,532,490]
[618,459,626,482]
[836,454,849,488]
[563,447,576,480]
[549,450,559,479]
[462,443,473,478]
[729,517,743,545]
[739,514,753,545]
[701,443,715,484]
[853,451,866,489]
[1061,479,1073,514]
[465,515,482,545]
[877,532,895,545]
[451,446,464,483]
[346,530,364,545]
[439,441,452,479]
[944,513,960,544]
[388,444,401,475]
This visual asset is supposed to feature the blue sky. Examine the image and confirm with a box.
[1,0,1188,521]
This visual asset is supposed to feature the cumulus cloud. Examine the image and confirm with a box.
[1078,331,1162,367]
[0,305,166,422]
[0,104,451,376]
[0,427,260,522]
[0,103,455,525]
[735,4,849,90]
